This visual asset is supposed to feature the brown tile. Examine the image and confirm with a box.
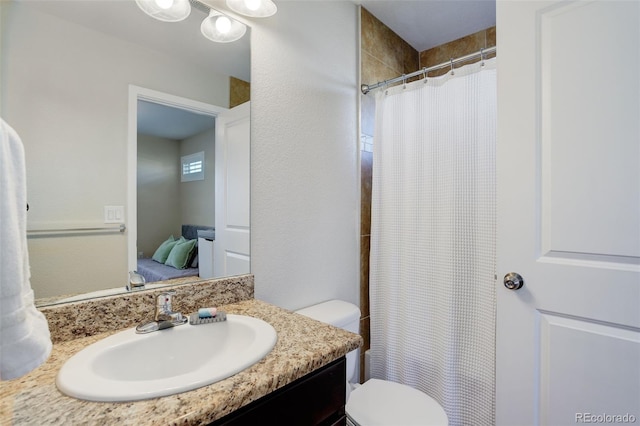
[361,93,376,136]
[360,7,379,56]
[360,150,373,237]
[361,7,418,79]
[361,51,399,90]
[449,29,486,57]
[359,235,370,318]
[423,29,485,66]
[360,316,370,352]
[359,315,370,383]
[486,26,497,59]
[420,27,496,77]
[359,237,370,384]
[486,26,497,48]
[229,77,250,108]
[402,41,420,76]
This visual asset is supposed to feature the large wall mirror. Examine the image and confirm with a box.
[0,0,251,306]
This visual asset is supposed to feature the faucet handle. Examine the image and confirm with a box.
[158,289,177,298]
[155,290,177,320]
[137,290,186,333]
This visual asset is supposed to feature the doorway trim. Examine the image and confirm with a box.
[127,85,227,273]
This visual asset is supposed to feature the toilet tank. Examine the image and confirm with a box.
[295,300,360,334]
[295,300,361,383]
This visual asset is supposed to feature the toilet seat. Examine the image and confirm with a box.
[346,379,448,426]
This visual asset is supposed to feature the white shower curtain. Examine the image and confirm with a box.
[369,58,496,426]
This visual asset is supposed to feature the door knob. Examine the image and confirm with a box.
[503,272,524,290]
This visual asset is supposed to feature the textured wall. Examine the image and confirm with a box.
[250,1,360,310]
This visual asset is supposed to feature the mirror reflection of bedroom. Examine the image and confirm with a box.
[134,96,251,286]
[135,100,216,285]
[3,0,252,304]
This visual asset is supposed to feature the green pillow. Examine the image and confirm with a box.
[151,236,178,264]
[165,238,197,269]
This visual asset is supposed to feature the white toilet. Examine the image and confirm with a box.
[296,300,448,426]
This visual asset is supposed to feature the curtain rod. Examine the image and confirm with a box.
[361,46,496,95]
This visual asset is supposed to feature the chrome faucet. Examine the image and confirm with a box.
[136,290,188,334]
[127,271,146,291]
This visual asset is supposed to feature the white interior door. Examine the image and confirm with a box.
[496,1,640,425]
[214,102,250,277]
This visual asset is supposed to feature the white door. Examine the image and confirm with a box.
[214,102,251,277]
[496,1,640,425]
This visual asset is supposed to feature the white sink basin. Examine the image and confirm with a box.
[56,314,277,402]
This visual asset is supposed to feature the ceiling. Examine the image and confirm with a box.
[137,101,216,140]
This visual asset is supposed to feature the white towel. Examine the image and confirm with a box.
[0,118,52,380]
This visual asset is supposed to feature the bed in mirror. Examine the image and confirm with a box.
[0,0,251,306]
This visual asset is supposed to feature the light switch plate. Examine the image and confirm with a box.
[104,205,125,224]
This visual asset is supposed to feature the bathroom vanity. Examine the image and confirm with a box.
[0,275,362,425]
[211,357,346,425]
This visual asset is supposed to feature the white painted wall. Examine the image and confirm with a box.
[137,134,181,258]
[250,2,360,310]
[180,128,216,228]
[137,128,215,259]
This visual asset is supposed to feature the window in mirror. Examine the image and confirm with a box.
[181,152,205,182]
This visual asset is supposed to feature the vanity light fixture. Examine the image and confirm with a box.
[226,0,277,18]
[135,0,191,22]
[136,0,253,43]
[201,9,247,43]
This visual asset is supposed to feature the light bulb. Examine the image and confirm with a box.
[155,0,174,10]
[201,9,246,42]
[244,0,261,11]
[136,0,190,22]
[215,16,232,34]
[226,0,276,17]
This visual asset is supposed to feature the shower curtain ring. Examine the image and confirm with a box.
[450,59,455,75]
[402,74,407,89]
[480,48,485,67]
[422,67,428,83]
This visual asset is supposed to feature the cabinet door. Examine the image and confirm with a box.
[212,357,346,426]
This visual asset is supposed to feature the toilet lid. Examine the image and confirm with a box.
[346,379,448,426]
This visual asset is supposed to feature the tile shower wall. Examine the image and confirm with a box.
[359,6,495,382]
[360,7,418,381]
[420,26,496,76]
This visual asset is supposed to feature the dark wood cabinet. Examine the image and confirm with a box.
[210,357,346,426]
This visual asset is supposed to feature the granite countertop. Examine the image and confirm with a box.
[0,299,362,425]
